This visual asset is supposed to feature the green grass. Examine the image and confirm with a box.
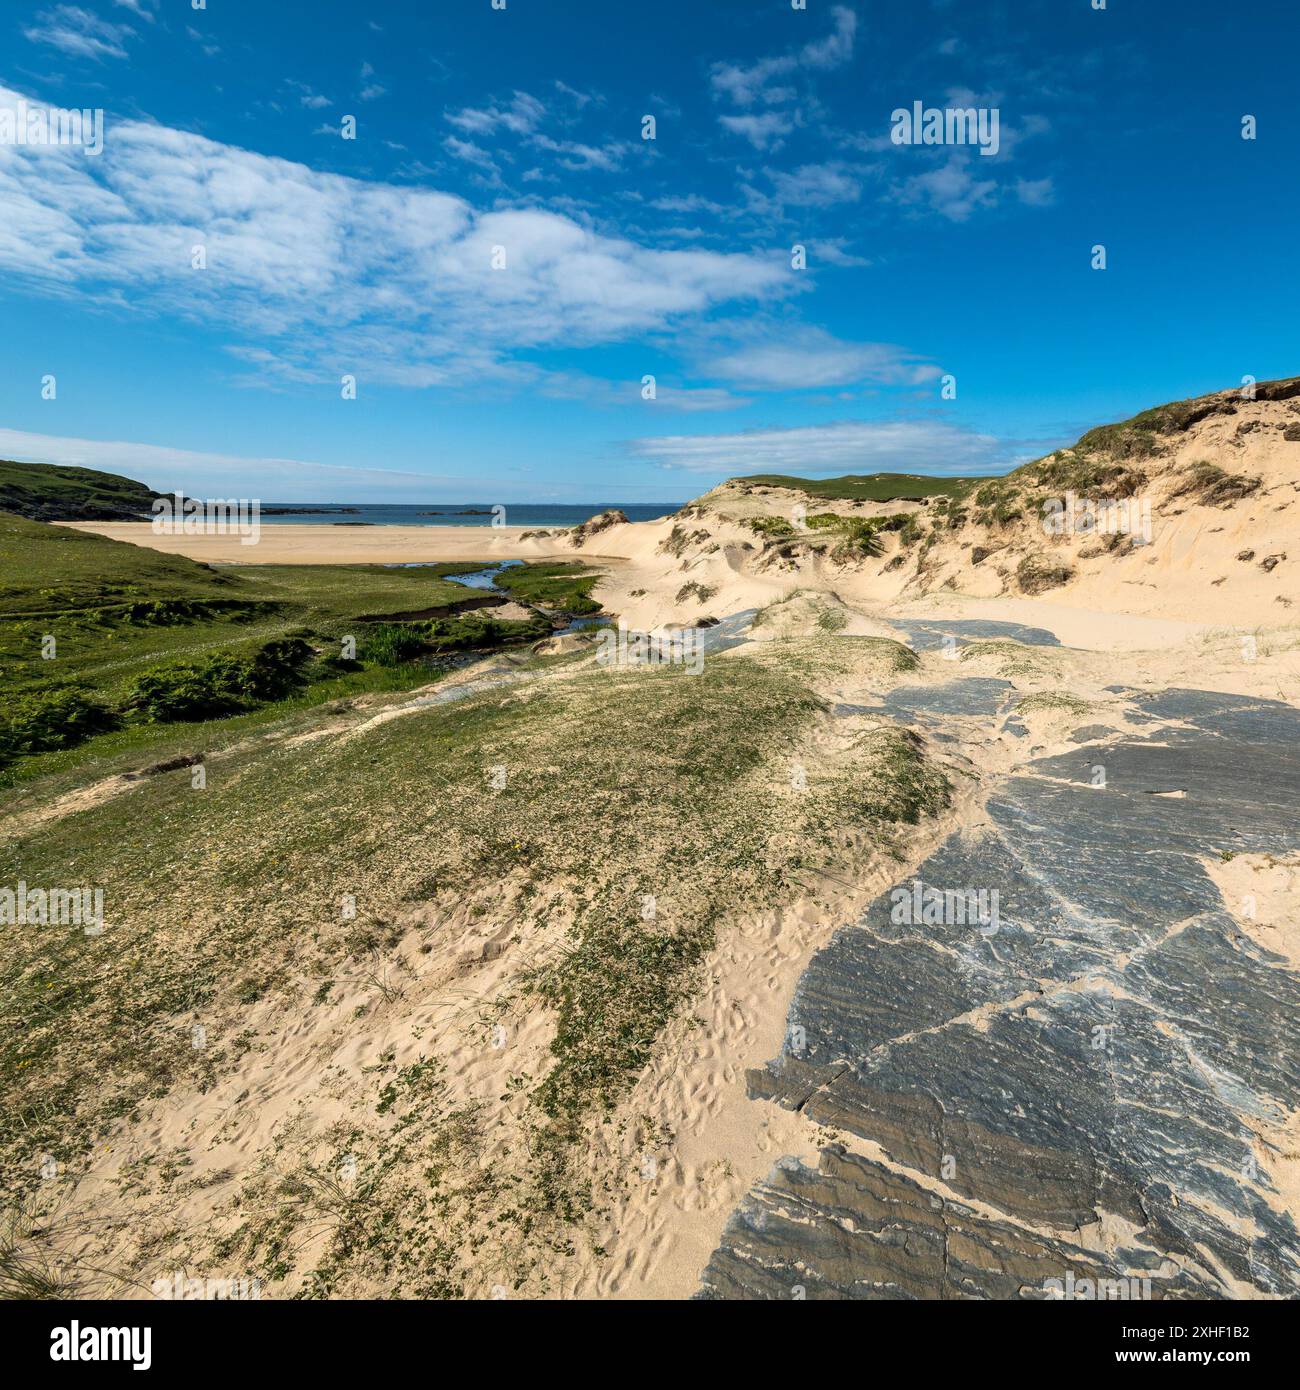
[1,660,451,796]
[0,637,951,1284]
[958,640,1058,677]
[736,472,992,502]
[1072,393,1235,460]
[1017,692,1092,717]
[0,460,161,522]
[739,633,919,680]
[490,561,603,613]
[0,515,586,782]
[423,609,552,651]
[2,516,619,773]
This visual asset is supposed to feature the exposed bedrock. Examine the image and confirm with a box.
[701,689,1300,1299]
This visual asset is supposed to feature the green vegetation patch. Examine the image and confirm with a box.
[1169,460,1261,507]
[1016,554,1074,595]
[958,639,1058,677]
[0,689,119,763]
[737,473,989,502]
[744,515,796,540]
[0,460,161,523]
[0,514,505,780]
[125,638,315,722]
[423,610,551,652]
[1017,692,1092,717]
[1073,394,1237,460]
[490,562,603,614]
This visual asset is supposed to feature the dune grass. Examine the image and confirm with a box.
[0,635,950,1291]
[736,473,988,502]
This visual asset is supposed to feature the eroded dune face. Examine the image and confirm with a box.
[589,377,1300,637]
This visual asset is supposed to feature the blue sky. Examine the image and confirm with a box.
[0,0,1296,502]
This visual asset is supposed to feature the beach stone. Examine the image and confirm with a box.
[879,677,1014,721]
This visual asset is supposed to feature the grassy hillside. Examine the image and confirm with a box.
[0,459,164,522]
[0,515,545,783]
[733,471,994,502]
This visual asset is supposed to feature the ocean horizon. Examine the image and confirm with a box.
[255,502,683,528]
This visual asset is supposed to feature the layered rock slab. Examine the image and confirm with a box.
[700,690,1300,1299]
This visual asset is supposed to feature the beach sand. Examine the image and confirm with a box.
[64,521,625,567]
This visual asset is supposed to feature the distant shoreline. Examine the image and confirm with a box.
[244,502,683,529]
[63,521,637,566]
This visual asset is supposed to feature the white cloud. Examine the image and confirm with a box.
[447,91,545,137]
[765,161,863,208]
[628,419,1006,476]
[446,91,624,174]
[711,4,857,106]
[554,79,600,108]
[358,63,386,101]
[811,237,871,268]
[0,86,790,389]
[185,24,218,57]
[799,5,858,69]
[444,135,500,176]
[648,194,726,215]
[530,133,624,172]
[112,0,156,20]
[719,112,789,151]
[703,328,939,391]
[644,385,752,412]
[895,155,998,222]
[23,5,134,62]
[711,59,797,109]
[1015,176,1055,206]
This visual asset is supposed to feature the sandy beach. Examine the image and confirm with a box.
[65,521,624,567]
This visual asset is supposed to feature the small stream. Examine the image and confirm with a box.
[389,558,605,634]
